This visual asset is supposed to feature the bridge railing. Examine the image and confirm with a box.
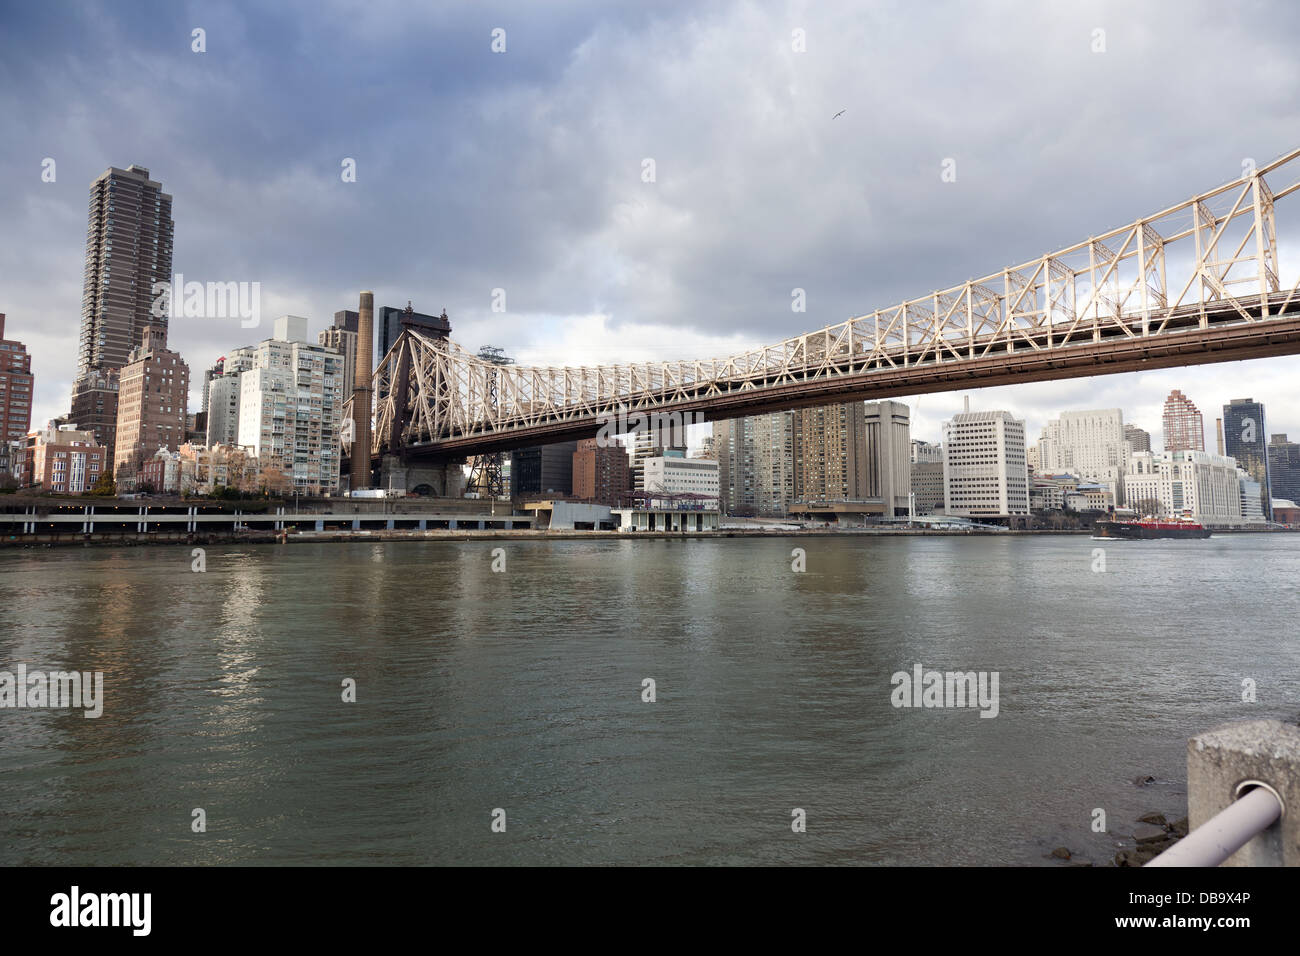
[360,147,1300,450]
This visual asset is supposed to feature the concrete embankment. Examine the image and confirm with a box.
[1,527,1096,548]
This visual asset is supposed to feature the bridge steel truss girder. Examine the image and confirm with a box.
[344,147,1300,461]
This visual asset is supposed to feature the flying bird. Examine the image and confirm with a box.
[833,109,846,119]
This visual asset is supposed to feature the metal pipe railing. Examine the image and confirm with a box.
[1146,786,1283,867]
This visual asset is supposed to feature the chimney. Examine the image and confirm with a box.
[350,291,374,490]
[963,395,970,414]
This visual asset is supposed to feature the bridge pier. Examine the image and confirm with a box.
[380,455,466,498]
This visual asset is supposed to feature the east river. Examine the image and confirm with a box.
[2,534,1297,865]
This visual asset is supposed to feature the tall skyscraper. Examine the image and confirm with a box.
[72,165,174,464]
[1161,389,1205,453]
[113,325,189,482]
[1267,434,1300,505]
[1222,398,1271,518]
[0,314,35,443]
[76,165,174,374]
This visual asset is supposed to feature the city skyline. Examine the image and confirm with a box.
[3,2,1300,449]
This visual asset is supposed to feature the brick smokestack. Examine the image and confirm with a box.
[350,290,374,490]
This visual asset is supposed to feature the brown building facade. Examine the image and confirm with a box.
[792,401,868,501]
[77,165,174,376]
[69,368,119,464]
[72,165,174,467]
[0,313,35,443]
[572,437,631,506]
[114,325,189,483]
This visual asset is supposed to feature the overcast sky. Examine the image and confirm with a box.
[2,0,1299,448]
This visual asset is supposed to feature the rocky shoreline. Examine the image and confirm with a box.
[1111,812,1190,866]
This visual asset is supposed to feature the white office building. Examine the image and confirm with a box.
[235,317,345,493]
[1036,408,1129,501]
[911,439,943,463]
[942,407,1029,516]
[1124,450,1242,525]
[642,453,720,509]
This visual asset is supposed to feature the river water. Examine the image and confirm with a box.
[1,534,1297,865]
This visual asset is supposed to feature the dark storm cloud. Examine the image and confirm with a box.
[2,0,1299,440]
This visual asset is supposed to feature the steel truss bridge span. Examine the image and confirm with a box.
[346,148,1300,461]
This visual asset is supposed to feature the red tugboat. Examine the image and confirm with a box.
[1095,514,1212,539]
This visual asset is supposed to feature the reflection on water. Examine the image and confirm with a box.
[1,535,1298,865]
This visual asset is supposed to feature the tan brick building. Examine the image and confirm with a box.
[114,325,189,484]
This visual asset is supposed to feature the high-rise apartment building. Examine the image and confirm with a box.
[792,402,867,502]
[76,165,174,375]
[113,325,189,482]
[712,417,754,514]
[942,407,1029,516]
[1221,398,1271,519]
[235,319,345,493]
[1161,389,1205,453]
[0,314,35,443]
[752,411,795,515]
[71,165,174,465]
[714,412,796,515]
[204,350,256,447]
[200,359,225,415]
[1123,424,1151,454]
[1267,434,1300,505]
[319,311,359,394]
